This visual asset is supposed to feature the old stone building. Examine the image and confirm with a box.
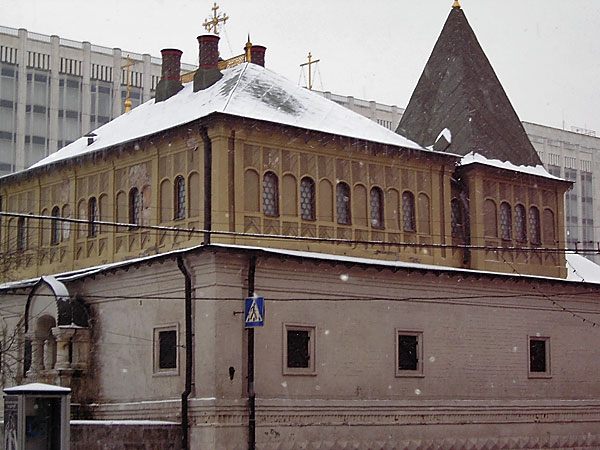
[1,3,599,449]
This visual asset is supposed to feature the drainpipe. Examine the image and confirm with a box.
[200,127,212,244]
[247,254,257,450]
[177,255,193,450]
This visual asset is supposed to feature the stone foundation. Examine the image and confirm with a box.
[70,420,181,450]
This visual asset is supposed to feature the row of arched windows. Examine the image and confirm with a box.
[254,170,425,232]
[42,204,71,247]
[481,199,554,245]
[39,175,190,246]
[159,173,200,223]
[3,216,29,252]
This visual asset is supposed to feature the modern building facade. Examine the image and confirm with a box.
[523,122,599,262]
[0,25,196,175]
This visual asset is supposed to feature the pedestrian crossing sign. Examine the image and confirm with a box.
[245,296,265,327]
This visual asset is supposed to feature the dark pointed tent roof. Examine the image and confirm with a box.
[396,5,542,167]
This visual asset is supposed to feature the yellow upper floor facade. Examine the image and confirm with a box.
[0,113,569,282]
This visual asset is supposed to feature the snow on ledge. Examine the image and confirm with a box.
[71,420,179,426]
[460,152,561,180]
[436,128,452,144]
[4,383,71,393]
[567,253,600,283]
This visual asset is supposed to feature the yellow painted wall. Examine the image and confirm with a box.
[0,117,569,282]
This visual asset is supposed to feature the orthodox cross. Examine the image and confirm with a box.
[300,52,320,90]
[203,2,229,35]
[120,55,137,113]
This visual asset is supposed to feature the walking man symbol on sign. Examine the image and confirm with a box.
[245,296,265,327]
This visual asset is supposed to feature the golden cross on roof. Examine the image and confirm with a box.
[120,55,137,113]
[203,2,228,35]
[299,52,320,90]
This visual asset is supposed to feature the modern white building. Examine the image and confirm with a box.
[523,122,599,262]
[0,25,196,175]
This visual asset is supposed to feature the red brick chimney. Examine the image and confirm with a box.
[155,48,183,102]
[194,35,223,91]
[161,49,183,80]
[250,45,266,67]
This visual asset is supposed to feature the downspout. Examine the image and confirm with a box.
[247,254,257,450]
[200,127,212,244]
[177,255,193,450]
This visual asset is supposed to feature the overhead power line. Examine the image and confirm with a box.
[1,211,599,255]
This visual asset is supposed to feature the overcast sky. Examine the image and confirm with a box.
[4,0,600,135]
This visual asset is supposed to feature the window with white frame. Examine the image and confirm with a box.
[283,324,316,375]
[396,330,423,376]
[548,153,561,166]
[154,325,178,374]
[564,156,577,169]
[528,335,550,378]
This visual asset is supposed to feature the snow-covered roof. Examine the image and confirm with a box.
[460,152,563,181]
[1,244,599,293]
[4,382,71,394]
[22,63,428,173]
[567,254,600,283]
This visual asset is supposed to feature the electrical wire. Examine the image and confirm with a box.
[1,211,599,255]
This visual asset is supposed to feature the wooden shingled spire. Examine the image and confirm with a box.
[397,4,542,166]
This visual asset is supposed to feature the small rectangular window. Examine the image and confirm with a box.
[154,325,178,374]
[283,324,315,375]
[396,330,423,377]
[528,336,550,378]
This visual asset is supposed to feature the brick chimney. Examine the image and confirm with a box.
[193,35,223,92]
[250,45,266,67]
[155,49,184,102]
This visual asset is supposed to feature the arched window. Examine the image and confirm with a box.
[370,187,384,229]
[244,170,260,212]
[402,191,415,232]
[500,202,512,240]
[300,177,316,220]
[174,176,186,220]
[336,182,351,225]
[188,172,200,218]
[160,180,172,223]
[483,199,497,238]
[529,206,541,245]
[17,216,26,251]
[385,189,399,230]
[61,204,71,240]
[116,191,127,224]
[129,187,140,227]
[51,206,61,245]
[262,171,279,217]
[542,209,556,244]
[451,199,464,239]
[88,197,98,237]
[282,175,297,216]
[417,193,430,234]
[515,204,527,243]
[318,179,333,222]
[353,185,367,227]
